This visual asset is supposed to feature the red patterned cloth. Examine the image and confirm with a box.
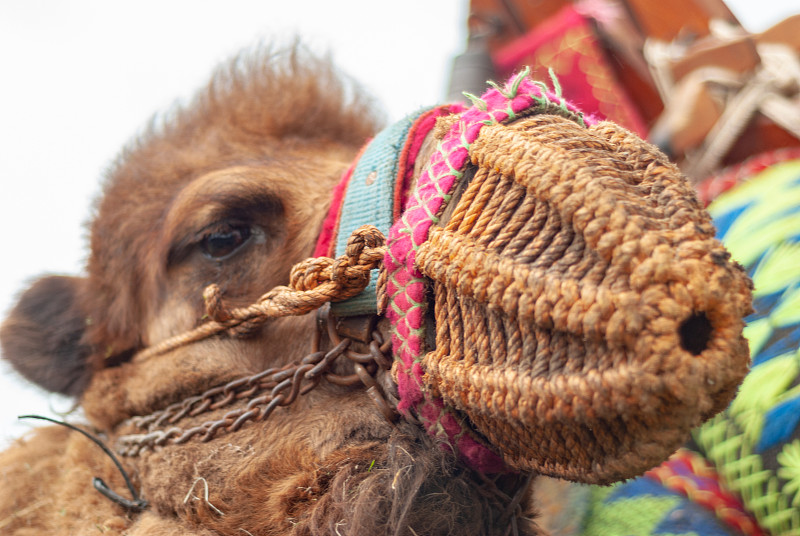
[696,147,800,205]
[494,5,647,137]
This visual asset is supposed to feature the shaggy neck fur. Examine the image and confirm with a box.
[79,330,540,535]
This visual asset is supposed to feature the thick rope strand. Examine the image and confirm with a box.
[133,225,386,362]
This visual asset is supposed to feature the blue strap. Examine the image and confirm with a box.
[332,109,429,315]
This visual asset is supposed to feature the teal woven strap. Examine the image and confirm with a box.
[332,109,429,315]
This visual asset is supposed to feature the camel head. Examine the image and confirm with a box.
[0,47,752,535]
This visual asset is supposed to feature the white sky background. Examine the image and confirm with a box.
[0,1,796,446]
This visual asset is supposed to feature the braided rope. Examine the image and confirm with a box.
[645,449,766,536]
[133,225,386,362]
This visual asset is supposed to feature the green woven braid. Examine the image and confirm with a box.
[695,158,800,534]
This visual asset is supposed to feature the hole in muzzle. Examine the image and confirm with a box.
[678,312,713,356]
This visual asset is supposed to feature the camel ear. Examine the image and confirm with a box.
[1,275,93,396]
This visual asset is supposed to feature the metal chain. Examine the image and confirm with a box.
[115,308,395,457]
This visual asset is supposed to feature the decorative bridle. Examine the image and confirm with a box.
[113,70,592,471]
[112,100,464,457]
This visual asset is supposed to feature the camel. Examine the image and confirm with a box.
[0,45,752,535]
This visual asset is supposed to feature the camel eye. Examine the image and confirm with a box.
[200,224,252,259]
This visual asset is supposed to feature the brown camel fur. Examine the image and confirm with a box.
[0,47,539,535]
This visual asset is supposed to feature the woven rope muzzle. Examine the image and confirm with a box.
[409,109,752,484]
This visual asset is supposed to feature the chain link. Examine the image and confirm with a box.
[115,308,395,456]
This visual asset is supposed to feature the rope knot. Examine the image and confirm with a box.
[345,224,386,260]
[289,257,335,292]
[203,284,233,323]
[332,225,386,289]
